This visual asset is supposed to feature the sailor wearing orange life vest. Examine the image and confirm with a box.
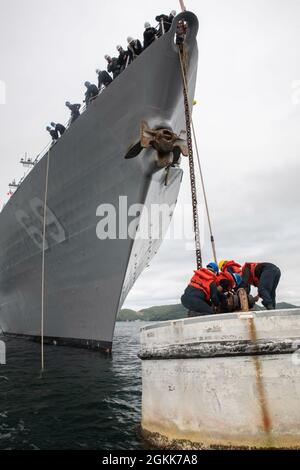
[218,259,242,276]
[217,271,242,292]
[241,262,281,310]
[181,263,223,316]
[205,261,238,292]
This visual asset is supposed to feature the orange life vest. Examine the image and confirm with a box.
[242,262,260,287]
[216,271,235,291]
[222,260,242,274]
[189,268,216,301]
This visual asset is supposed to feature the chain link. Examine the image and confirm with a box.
[179,44,202,269]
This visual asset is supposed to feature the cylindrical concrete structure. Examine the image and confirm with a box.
[140,309,300,449]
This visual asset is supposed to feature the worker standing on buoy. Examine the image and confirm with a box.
[181,264,223,317]
[241,262,281,310]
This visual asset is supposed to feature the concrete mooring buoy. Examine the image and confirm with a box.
[139,309,300,449]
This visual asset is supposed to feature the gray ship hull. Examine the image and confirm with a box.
[0,12,198,350]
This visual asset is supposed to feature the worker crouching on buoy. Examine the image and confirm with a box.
[181,263,224,317]
[218,259,242,276]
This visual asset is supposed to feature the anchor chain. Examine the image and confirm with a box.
[178,44,202,269]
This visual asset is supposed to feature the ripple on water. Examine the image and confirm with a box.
[0,322,147,450]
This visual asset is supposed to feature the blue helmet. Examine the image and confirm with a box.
[207,262,219,274]
[233,273,242,287]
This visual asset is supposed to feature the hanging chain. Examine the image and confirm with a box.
[178,44,202,269]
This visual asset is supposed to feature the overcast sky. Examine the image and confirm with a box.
[0,0,300,310]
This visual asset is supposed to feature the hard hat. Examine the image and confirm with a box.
[95,68,100,74]
[116,45,122,51]
[104,54,111,61]
[84,81,90,87]
[50,122,55,127]
[170,10,176,16]
[233,273,242,287]
[206,262,219,274]
[144,22,151,29]
[218,260,227,271]
[127,36,134,44]
[65,101,70,106]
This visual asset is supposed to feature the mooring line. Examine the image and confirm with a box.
[41,148,51,373]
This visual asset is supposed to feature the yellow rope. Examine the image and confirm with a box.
[179,0,187,11]
[191,122,218,264]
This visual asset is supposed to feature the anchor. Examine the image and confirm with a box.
[125,121,188,168]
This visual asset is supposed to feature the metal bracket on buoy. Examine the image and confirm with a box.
[237,288,255,319]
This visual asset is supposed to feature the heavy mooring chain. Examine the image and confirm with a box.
[178,44,202,269]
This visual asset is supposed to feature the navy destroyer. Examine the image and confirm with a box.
[0,12,198,351]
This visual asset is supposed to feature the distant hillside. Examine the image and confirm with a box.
[117,302,298,321]
[138,304,187,321]
[117,309,139,321]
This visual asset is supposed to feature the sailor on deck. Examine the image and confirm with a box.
[143,22,157,49]
[46,126,58,142]
[65,102,81,124]
[156,10,176,36]
[116,45,130,71]
[84,81,99,106]
[105,55,121,79]
[50,122,66,137]
[96,69,113,90]
[127,37,143,61]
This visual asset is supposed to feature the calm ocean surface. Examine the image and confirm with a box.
[0,322,147,450]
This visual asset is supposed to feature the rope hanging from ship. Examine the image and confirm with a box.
[40,148,51,374]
